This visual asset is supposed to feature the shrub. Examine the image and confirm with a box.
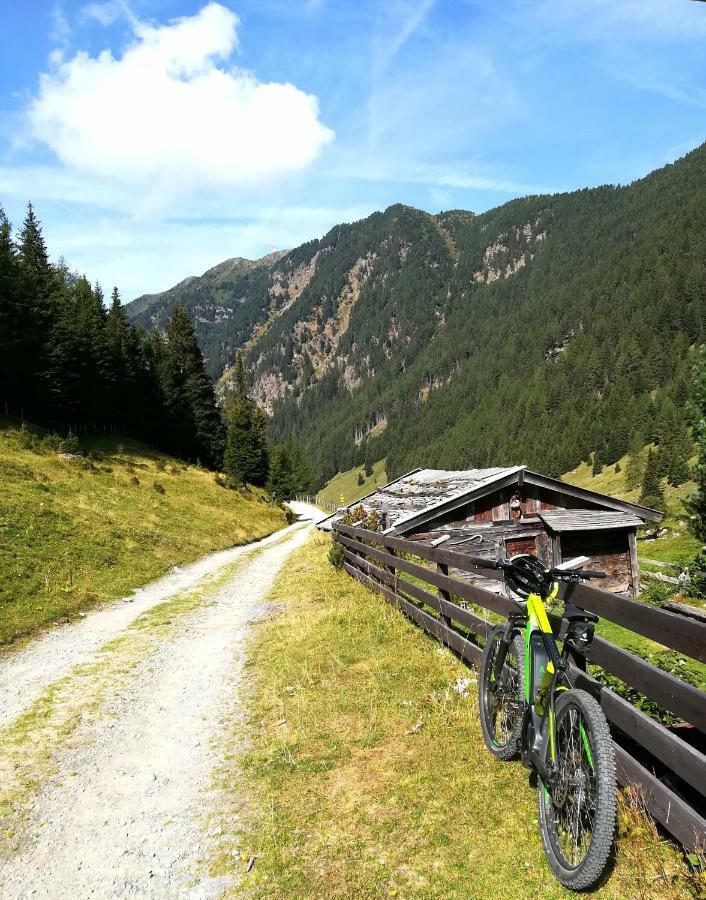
[341,505,382,532]
[17,424,36,450]
[60,433,81,455]
[639,578,677,606]
[328,540,345,568]
[686,554,706,600]
[42,433,63,453]
[153,482,166,495]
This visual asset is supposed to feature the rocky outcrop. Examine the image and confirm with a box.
[473,219,547,284]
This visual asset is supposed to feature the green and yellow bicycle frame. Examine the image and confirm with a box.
[515,584,594,779]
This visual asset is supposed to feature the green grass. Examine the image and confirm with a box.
[317,459,388,507]
[0,423,286,645]
[208,533,703,899]
[562,452,701,564]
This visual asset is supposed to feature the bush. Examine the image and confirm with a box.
[42,433,63,453]
[639,578,677,606]
[60,433,81,455]
[686,554,706,600]
[341,505,382,532]
[153,481,166,495]
[357,471,365,486]
[328,540,345,568]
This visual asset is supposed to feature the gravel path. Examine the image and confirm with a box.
[0,502,323,898]
[0,503,321,730]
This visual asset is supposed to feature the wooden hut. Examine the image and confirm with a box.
[320,466,663,596]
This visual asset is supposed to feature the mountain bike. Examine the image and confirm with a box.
[472,553,616,890]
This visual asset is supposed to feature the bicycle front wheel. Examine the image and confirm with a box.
[538,688,616,890]
[478,625,525,760]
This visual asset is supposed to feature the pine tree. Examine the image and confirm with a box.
[639,448,666,512]
[364,441,373,478]
[592,449,604,477]
[222,353,269,485]
[268,443,296,500]
[686,346,706,542]
[16,203,56,418]
[0,207,21,412]
[162,306,223,466]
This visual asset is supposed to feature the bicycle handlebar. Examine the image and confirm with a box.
[463,556,606,581]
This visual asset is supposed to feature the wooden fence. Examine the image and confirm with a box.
[333,521,706,853]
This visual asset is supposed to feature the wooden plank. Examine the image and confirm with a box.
[663,599,706,624]
[586,637,706,732]
[613,744,706,852]
[343,562,481,666]
[570,668,706,798]
[337,531,706,725]
[337,524,706,663]
[560,580,706,664]
[438,562,452,628]
[522,471,663,522]
[342,550,492,639]
[642,570,680,585]
[342,555,706,849]
[640,557,679,570]
[336,522,504,581]
[336,532,514,618]
[628,530,639,597]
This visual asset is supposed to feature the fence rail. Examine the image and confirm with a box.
[333,521,706,853]
[295,493,338,513]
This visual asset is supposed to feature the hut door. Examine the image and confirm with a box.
[505,536,537,557]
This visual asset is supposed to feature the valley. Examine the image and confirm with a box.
[127,144,706,492]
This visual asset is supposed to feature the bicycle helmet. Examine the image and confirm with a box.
[505,554,554,599]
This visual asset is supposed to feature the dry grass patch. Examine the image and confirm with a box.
[211,533,704,899]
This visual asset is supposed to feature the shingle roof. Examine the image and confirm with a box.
[317,463,663,534]
[538,510,644,532]
[318,466,524,532]
[385,467,524,531]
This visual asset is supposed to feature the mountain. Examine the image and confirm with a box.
[126,144,706,486]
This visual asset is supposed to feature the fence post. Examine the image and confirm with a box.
[437,562,452,635]
[386,546,397,593]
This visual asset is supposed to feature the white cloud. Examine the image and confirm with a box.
[81,1,135,28]
[50,4,71,46]
[27,3,334,205]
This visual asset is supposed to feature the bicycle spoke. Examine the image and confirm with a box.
[549,706,597,868]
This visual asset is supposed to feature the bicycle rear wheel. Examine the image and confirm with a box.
[538,688,616,890]
[478,625,525,760]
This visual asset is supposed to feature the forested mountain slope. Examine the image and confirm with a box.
[127,143,706,485]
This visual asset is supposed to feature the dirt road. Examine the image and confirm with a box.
[0,502,323,899]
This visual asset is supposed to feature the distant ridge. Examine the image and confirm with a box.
[126,143,706,486]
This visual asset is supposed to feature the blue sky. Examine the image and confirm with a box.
[1,0,706,299]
